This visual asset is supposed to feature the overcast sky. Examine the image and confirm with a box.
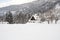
[0,0,35,8]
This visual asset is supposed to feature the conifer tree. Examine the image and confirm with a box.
[5,11,13,24]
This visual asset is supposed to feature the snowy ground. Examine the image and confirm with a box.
[0,22,8,24]
[0,24,60,40]
[27,20,60,24]
[0,20,60,24]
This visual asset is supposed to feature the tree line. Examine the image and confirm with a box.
[5,11,32,24]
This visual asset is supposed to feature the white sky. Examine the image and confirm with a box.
[0,0,35,8]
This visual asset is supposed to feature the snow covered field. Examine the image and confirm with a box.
[0,22,8,24]
[27,20,60,24]
[1,20,60,24]
[0,24,60,40]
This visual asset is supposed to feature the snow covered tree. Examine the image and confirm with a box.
[5,11,13,24]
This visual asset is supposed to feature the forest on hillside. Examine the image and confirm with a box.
[0,0,60,24]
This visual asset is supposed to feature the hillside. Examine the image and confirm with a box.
[0,0,60,24]
[0,0,60,15]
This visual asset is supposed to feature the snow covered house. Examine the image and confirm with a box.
[27,13,41,23]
